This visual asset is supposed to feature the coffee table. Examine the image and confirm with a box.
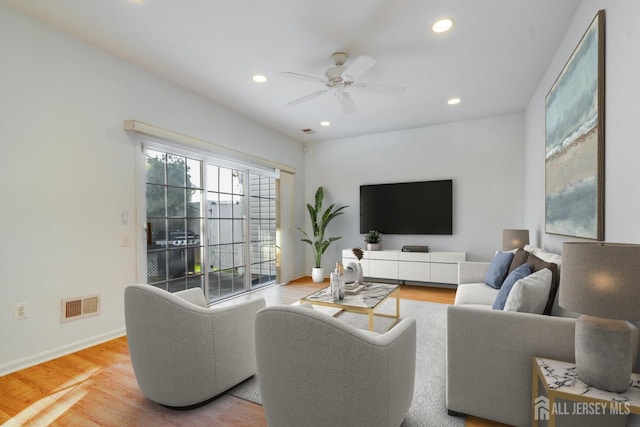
[300,283,400,331]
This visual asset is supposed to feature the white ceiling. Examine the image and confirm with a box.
[6,0,581,143]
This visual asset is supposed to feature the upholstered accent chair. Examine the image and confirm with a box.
[124,284,265,407]
[255,304,416,427]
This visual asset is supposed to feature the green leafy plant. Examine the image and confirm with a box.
[296,186,349,268]
[364,230,382,244]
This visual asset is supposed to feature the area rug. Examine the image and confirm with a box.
[228,298,464,427]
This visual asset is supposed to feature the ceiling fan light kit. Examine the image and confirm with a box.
[282,52,405,115]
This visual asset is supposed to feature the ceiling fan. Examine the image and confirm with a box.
[281,52,405,114]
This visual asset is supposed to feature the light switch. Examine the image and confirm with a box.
[120,234,131,247]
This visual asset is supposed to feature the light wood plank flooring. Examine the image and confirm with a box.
[0,278,508,427]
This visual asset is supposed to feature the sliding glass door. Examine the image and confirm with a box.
[144,146,276,301]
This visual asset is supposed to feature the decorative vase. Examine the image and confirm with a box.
[330,271,345,300]
[356,262,364,285]
[367,243,382,251]
[311,267,324,283]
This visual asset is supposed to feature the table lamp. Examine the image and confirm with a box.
[559,242,640,392]
[502,229,529,251]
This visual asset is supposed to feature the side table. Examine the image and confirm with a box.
[532,357,640,427]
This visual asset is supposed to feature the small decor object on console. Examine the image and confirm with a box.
[364,230,382,251]
[401,245,430,252]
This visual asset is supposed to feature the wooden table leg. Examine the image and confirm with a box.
[532,360,539,427]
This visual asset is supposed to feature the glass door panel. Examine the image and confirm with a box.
[145,150,204,294]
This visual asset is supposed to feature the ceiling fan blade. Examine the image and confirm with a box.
[338,91,357,115]
[287,89,328,106]
[342,55,377,82]
[355,82,406,96]
[280,71,326,84]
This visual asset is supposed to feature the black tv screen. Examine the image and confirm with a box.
[360,180,453,235]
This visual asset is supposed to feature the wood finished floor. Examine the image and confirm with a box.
[0,278,509,426]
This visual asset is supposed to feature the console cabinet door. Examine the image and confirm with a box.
[430,252,466,284]
[398,261,430,282]
[367,251,398,280]
[430,263,458,284]
[368,261,397,279]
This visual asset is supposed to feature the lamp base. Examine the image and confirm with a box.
[575,315,638,392]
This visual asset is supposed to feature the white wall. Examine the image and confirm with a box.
[0,4,305,374]
[304,113,526,269]
[524,0,640,253]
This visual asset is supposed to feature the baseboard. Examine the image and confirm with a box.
[0,327,126,376]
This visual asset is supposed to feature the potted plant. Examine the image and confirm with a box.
[364,230,382,251]
[296,186,348,282]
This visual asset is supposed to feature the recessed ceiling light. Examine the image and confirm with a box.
[252,74,267,83]
[432,18,454,33]
[447,97,461,105]
[320,121,331,127]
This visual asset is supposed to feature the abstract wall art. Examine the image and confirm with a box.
[545,10,605,240]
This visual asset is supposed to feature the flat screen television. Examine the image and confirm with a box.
[360,180,453,235]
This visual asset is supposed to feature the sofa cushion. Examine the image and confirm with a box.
[526,252,560,315]
[454,283,499,306]
[484,251,514,289]
[504,268,552,314]
[492,263,532,310]
[524,245,562,267]
[507,248,529,275]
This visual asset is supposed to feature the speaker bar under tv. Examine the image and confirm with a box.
[359,180,453,235]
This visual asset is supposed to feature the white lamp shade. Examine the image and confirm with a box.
[559,242,640,320]
[502,229,529,251]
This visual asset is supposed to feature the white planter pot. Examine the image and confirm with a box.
[367,243,382,251]
[311,267,325,283]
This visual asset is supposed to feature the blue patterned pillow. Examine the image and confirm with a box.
[493,263,532,310]
[484,251,515,289]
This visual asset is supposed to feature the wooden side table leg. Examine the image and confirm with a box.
[548,396,556,427]
[532,362,539,427]
[368,311,374,331]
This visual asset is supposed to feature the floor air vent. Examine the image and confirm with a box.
[61,295,100,322]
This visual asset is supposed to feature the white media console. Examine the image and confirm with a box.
[342,249,466,286]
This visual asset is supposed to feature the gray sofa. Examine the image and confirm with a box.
[446,246,635,427]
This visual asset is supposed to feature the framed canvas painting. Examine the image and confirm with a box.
[545,10,605,240]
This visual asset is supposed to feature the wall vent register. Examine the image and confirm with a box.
[61,295,100,322]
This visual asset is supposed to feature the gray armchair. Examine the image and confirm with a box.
[124,284,265,407]
[255,304,416,427]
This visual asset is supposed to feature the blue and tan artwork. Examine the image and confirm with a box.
[545,11,604,240]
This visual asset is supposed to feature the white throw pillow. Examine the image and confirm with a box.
[503,268,552,314]
[524,245,562,268]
